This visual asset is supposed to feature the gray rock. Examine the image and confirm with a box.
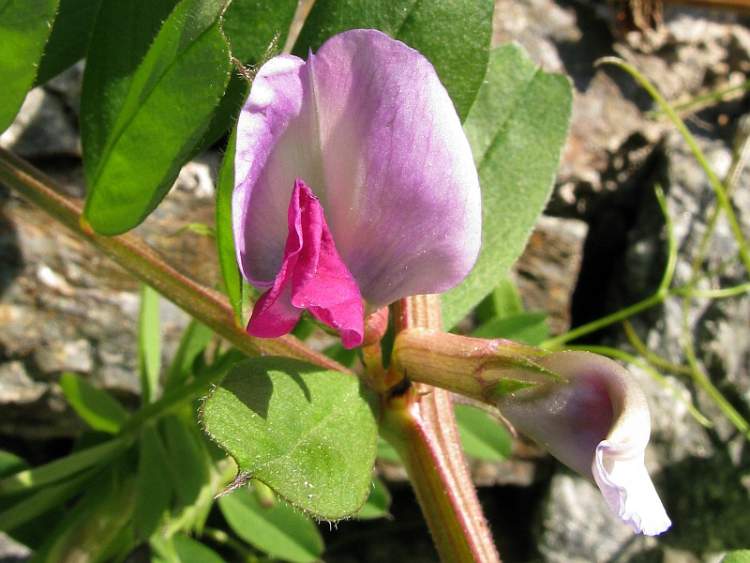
[0,151,220,437]
[537,473,657,563]
[0,531,30,563]
[514,214,588,335]
[0,88,80,158]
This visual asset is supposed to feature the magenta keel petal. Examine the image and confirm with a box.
[246,180,364,347]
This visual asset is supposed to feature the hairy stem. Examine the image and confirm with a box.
[382,295,500,563]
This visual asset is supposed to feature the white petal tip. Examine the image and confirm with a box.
[593,441,671,536]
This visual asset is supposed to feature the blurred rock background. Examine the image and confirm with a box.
[1,1,749,561]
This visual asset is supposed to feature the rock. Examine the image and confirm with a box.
[513,214,588,334]
[0,362,46,404]
[537,472,657,563]
[0,531,31,563]
[0,150,220,437]
[0,88,80,158]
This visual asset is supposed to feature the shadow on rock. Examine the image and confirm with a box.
[0,184,23,299]
[658,446,750,554]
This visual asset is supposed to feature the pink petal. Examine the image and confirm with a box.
[247,180,364,348]
[496,352,670,535]
[234,30,481,307]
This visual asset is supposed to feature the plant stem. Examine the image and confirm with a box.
[382,295,500,563]
[0,148,345,373]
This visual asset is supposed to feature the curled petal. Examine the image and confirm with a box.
[495,351,671,535]
[234,29,481,307]
[247,180,364,348]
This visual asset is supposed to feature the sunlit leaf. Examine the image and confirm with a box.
[59,372,129,433]
[0,0,59,131]
[472,312,550,345]
[455,404,512,461]
[202,357,378,519]
[215,130,242,322]
[442,44,572,328]
[295,0,493,120]
[81,0,231,234]
[219,487,323,563]
[139,284,161,404]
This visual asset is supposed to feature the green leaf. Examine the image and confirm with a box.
[0,0,59,132]
[0,451,27,479]
[160,416,209,506]
[35,0,102,85]
[222,0,298,64]
[164,320,213,391]
[202,357,378,519]
[134,425,173,540]
[0,469,94,530]
[472,312,550,345]
[455,404,512,461]
[34,468,136,563]
[172,534,225,563]
[218,486,323,563]
[355,477,391,520]
[0,438,126,495]
[82,0,231,234]
[474,276,524,324]
[59,372,128,433]
[442,44,572,328]
[139,284,162,403]
[80,0,176,172]
[215,129,242,322]
[294,0,493,120]
[197,71,248,151]
[376,438,400,464]
[724,551,750,563]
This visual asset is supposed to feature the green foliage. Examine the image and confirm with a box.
[442,44,573,328]
[294,0,493,120]
[455,404,512,461]
[724,551,750,563]
[215,130,243,321]
[139,284,162,404]
[219,486,324,563]
[0,0,59,131]
[472,312,550,345]
[59,372,129,433]
[153,533,226,563]
[222,0,298,63]
[81,0,231,234]
[202,357,378,519]
[35,0,102,84]
[134,425,173,540]
[0,438,126,495]
[355,477,392,520]
[164,320,214,391]
[0,469,94,531]
[160,415,211,508]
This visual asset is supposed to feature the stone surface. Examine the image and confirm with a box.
[0,156,219,438]
[513,214,588,335]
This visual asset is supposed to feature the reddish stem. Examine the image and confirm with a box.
[382,295,500,562]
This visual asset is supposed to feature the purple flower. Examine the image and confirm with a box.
[496,351,671,535]
[233,29,481,348]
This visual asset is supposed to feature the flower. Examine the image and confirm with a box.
[495,351,671,535]
[232,29,481,348]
